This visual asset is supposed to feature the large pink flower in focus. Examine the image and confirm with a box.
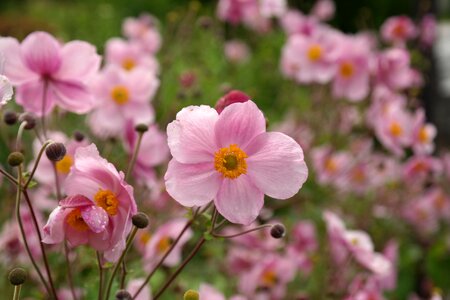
[42,144,137,262]
[165,100,308,225]
[0,31,100,116]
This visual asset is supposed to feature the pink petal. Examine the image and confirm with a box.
[21,32,62,75]
[42,207,67,244]
[215,176,264,225]
[167,105,219,164]
[88,105,125,138]
[51,80,94,114]
[54,41,100,82]
[123,103,155,125]
[164,159,221,207]
[214,100,266,150]
[15,79,56,116]
[246,132,308,199]
[0,37,39,85]
[80,206,109,233]
[60,194,93,208]
[127,68,159,102]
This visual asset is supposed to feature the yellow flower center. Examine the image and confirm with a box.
[110,85,130,105]
[66,208,89,231]
[389,122,403,137]
[325,158,338,173]
[351,168,365,183]
[94,189,119,216]
[307,44,322,62]
[393,23,406,38]
[122,58,136,71]
[140,232,152,245]
[339,61,354,78]
[260,270,277,287]
[55,155,73,174]
[214,144,248,179]
[156,236,173,253]
[418,127,428,143]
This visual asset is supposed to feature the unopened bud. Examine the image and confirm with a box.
[8,152,24,167]
[215,90,251,114]
[115,290,132,300]
[135,124,148,133]
[270,224,286,239]
[184,289,199,300]
[18,113,36,130]
[3,110,18,125]
[132,212,149,229]
[45,143,67,162]
[8,268,27,285]
[73,131,85,142]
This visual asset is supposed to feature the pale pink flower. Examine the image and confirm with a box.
[311,146,351,185]
[227,247,261,274]
[311,0,335,21]
[122,14,162,54]
[381,16,417,46]
[105,38,159,73]
[127,278,152,300]
[224,40,251,64]
[280,10,319,36]
[217,0,258,25]
[0,31,100,116]
[259,0,287,18]
[165,101,308,225]
[273,116,314,151]
[376,48,414,91]
[123,121,169,188]
[290,221,317,253]
[411,109,436,155]
[88,65,158,138]
[144,219,193,271]
[57,288,84,300]
[0,74,13,106]
[419,14,437,48]
[375,240,398,291]
[42,144,137,262]
[402,155,442,184]
[199,284,226,300]
[404,193,439,233]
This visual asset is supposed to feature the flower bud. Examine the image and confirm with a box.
[45,143,67,162]
[3,110,18,125]
[8,268,27,286]
[115,290,132,300]
[73,131,85,142]
[270,224,286,239]
[135,124,149,133]
[8,152,24,167]
[184,289,199,300]
[132,212,149,229]
[215,90,251,114]
[18,113,36,130]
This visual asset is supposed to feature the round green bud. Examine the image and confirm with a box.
[184,289,199,300]
[8,268,27,285]
[7,152,24,167]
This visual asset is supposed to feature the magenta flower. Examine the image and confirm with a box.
[381,16,417,46]
[376,48,414,91]
[42,144,137,262]
[88,65,158,138]
[165,101,308,225]
[411,108,436,155]
[0,31,100,116]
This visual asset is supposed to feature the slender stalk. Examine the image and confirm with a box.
[14,166,51,295]
[15,121,28,150]
[24,140,51,189]
[125,130,145,181]
[51,163,62,201]
[119,261,127,289]
[131,208,201,299]
[64,242,77,300]
[211,224,273,239]
[96,252,104,300]
[152,237,206,300]
[104,226,139,300]
[22,190,58,299]
[12,285,22,300]
[0,168,18,185]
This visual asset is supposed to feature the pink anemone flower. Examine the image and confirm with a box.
[165,100,308,225]
[42,144,137,262]
[0,74,13,106]
[381,16,417,46]
[0,31,100,116]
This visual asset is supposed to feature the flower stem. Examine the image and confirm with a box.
[104,226,139,300]
[64,242,78,300]
[15,121,28,150]
[14,166,51,296]
[125,130,145,181]
[211,224,273,239]
[96,251,104,300]
[0,167,18,185]
[24,140,51,189]
[12,285,21,300]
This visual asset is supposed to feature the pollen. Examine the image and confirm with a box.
[325,158,338,173]
[94,189,119,216]
[307,44,323,62]
[66,208,89,231]
[55,155,73,174]
[260,270,278,287]
[122,58,136,71]
[389,122,403,137]
[110,85,130,105]
[339,61,354,78]
[418,127,428,143]
[214,144,248,179]
[156,236,173,253]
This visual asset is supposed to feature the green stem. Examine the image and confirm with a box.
[64,242,77,300]
[104,226,138,300]
[24,140,51,189]
[96,251,104,300]
[211,224,273,239]
[0,168,18,185]
[12,285,21,300]
[125,131,145,181]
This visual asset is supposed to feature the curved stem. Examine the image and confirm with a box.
[14,166,51,296]
[24,140,51,189]
[125,130,145,181]
[211,224,273,239]
[96,252,104,300]
[0,168,18,185]
[131,207,201,299]
[104,226,138,300]
[15,121,28,151]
